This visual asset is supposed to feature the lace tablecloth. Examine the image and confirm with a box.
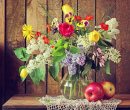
[39,95,121,110]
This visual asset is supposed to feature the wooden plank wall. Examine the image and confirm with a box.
[0,0,130,106]
[0,0,5,108]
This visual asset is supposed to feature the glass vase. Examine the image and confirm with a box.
[60,71,93,100]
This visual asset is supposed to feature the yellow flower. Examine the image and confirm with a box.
[62,4,74,15]
[20,68,28,78]
[77,20,89,27]
[22,24,34,41]
[65,15,74,25]
[62,4,74,25]
[89,30,101,42]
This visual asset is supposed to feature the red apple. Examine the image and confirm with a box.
[101,81,115,99]
[84,82,104,102]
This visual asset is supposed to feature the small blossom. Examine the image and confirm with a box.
[84,15,93,20]
[101,22,109,31]
[42,37,49,44]
[74,16,83,21]
[46,24,51,32]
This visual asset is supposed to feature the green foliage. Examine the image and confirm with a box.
[49,62,59,82]
[99,5,115,25]
[82,62,92,76]
[55,39,65,47]
[69,46,82,54]
[49,40,54,45]
[74,30,79,36]
[37,1,52,21]
[52,46,65,56]
[102,60,111,75]
[19,65,27,82]
[64,42,69,49]
[34,68,46,82]
[29,67,46,85]
[98,39,113,47]
[14,47,30,61]
[29,70,40,85]
[53,53,66,63]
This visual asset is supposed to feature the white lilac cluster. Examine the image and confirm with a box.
[26,37,51,54]
[60,46,86,75]
[26,37,53,73]
[104,47,121,63]
[76,34,94,53]
[96,18,120,42]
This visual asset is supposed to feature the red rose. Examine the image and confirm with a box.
[59,23,74,37]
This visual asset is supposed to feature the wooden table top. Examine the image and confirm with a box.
[2,94,130,109]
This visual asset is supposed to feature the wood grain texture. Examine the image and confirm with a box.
[47,0,62,94]
[116,0,130,94]
[2,94,130,109]
[0,0,5,108]
[5,0,25,101]
[26,0,47,94]
[96,0,116,85]
[78,0,96,82]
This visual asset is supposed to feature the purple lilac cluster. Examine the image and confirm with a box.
[60,46,86,75]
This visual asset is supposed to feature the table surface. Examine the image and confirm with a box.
[2,94,130,109]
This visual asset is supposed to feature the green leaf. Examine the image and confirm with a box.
[82,62,92,76]
[98,39,113,47]
[34,67,46,82]
[49,62,59,82]
[52,46,65,56]
[85,25,92,33]
[98,39,108,47]
[53,53,66,63]
[69,46,82,54]
[97,45,107,51]
[14,47,31,61]
[55,39,65,47]
[37,1,52,21]
[60,64,64,68]
[64,42,69,49]
[74,30,79,36]
[29,70,40,85]
[49,40,54,45]
[19,65,27,82]
[102,60,111,75]
[103,40,113,47]
[35,97,40,101]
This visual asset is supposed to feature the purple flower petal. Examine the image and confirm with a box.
[65,14,69,18]
[69,12,72,15]
[84,21,89,26]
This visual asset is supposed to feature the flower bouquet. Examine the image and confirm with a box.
[14,3,121,99]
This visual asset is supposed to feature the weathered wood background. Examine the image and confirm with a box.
[0,0,130,108]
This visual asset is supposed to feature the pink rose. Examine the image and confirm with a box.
[59,23,74,37]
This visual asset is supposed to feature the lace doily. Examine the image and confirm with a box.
[39,95,121,110]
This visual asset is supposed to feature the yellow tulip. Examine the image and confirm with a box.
[89,30,101,42]
[20,68,28,78]
[62,4,74,15]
